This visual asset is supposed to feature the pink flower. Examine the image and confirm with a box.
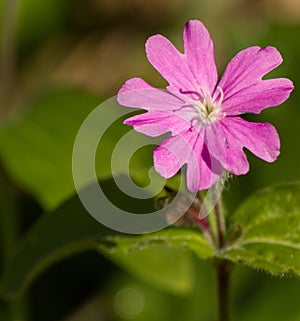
[117,20,294,192]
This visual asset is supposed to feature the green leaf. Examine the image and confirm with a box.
[0,179,213,298]
[0,89,100,209]
[101,243,194,295]
[232,266,300,321]
[102,228,214,261]
[0,193,110,299]
[221,183,300,276]
[99,228,215,295]
[0,88,155,210]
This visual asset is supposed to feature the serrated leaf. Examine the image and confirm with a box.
[102,228,214,260]
[221,183,300,276]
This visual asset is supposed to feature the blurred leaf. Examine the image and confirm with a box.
[0,179,212,299]
[0,88,155,210]
[232,266,300,321]
[221,183,300,276]
[17,0,69,50]
[0,192,110,299]
[106,258,216,321]
[100,227,215,295]
[0,89,100,209]
[102,244,194,296]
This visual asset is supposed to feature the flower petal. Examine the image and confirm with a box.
[153,136,184,178]
[220,117,280,162]
[217,46,294,115]
[153,129,221,191]
[186,136,222,191]
[183,20,218,94]
[146,20,218,94]
[117,79,186,111]
[146,35,195,93]
[221,78,293,115]
[124,111,190,137]
[205,122,249,175]
[118,77,152,94]
[205,116,280,176]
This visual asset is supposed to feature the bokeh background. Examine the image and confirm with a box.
[0,0,299,320]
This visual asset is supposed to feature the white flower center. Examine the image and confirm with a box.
[176,86,226,127]
[189,86,225,125]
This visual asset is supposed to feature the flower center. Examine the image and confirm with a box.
[178,86,225,126]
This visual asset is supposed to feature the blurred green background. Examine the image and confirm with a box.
[0,0,299,320]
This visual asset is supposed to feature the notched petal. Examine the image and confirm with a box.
[183,20,218,94]
[218,45,293,115]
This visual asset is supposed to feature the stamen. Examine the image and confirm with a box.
[175,84,225,127]
[194,84,210,97]
[179,88,203,100]
[193,84,215,108]
[215,86,224,108]
[172,103,194,113]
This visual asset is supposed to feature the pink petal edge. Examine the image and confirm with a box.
[217,46,294,115]
[146,20,218,95]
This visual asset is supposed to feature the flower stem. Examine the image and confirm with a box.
[212,185,231,321]
[216,260,231,321]
[214,197,224,248]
